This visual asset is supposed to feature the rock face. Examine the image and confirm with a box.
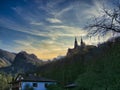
[0,49,16,67]
[0,50,45,73]
[12,51,44,72]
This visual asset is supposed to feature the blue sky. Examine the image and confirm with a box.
[0,0,115,60]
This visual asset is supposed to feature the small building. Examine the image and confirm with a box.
[9,74,56,90]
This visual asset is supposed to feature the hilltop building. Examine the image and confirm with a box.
[67,37,86,56]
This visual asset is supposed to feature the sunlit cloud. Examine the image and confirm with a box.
[46,18,62,23]
[14,37,68,60]
[49,25,87,37]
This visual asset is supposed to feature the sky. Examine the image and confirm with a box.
[0,0,116,60]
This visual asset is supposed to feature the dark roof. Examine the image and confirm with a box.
[10,74,56,84]
[65,83,77,88]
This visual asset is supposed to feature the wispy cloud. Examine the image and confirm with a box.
[38,0,73,20]
[30,21,43,26]
[0,16,47,38]
[46,18,62,23]
[12,6,40,22]
[83,0,104,19]
[49,25,87,37]
[54,6,73,18]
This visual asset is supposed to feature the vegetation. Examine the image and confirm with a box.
[75,40,120,90]
[47,84,63,90]
[0,72,12,90]
[35,37,120,90]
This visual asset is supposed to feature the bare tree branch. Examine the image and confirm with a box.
[86,1,120,36]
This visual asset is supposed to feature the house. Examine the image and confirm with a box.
[9,74,56,90]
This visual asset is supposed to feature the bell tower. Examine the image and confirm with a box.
[74,37,78,49]
[81,37,85,47]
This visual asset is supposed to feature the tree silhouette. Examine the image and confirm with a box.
[87,1,120,36]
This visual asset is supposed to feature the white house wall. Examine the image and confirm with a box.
[21,82,55,90]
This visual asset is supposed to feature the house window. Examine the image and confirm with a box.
[33,83,38,87]
[45,83,48,88]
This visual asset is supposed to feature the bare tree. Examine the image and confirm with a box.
[86,1,120,36]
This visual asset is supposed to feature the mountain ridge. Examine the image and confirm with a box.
[0,50,45,73]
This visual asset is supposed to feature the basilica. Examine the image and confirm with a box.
[67,37,86,56]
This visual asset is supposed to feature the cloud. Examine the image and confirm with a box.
[49,25,87,37]
[30,21,43,25]
[12,7,35,23]
[38,0,73,20]
[0,19,85,41]
[0,17,29,34]
[0,17,48,38]
[46,18,62,23]
[14,37,67,60]
[12,6,47,25]
[54,6,73,18]
[15,39,32,46]
[82,0,106,19]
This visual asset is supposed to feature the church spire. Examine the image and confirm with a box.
[81,37,85,47]
[74,37,78,48]
[81,37,83,45]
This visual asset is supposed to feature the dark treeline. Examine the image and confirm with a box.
[34,37,120,90]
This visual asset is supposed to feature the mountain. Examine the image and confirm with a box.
[12,51,44,72]
[0,49,16,67]
[0,50,45,73]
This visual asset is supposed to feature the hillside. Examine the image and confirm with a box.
[0,49,16,67]
[35,37,120,89]
[75,37,120,89]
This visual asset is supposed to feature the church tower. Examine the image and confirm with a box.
[81,37,85,47]
[74,37,78,49]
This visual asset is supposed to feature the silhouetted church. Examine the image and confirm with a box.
[67,37,86,56]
